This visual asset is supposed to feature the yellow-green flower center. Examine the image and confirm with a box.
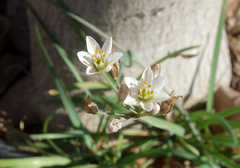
[138,81,154,102]
[93,49,107,70]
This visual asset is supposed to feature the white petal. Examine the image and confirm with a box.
[102,37,112,57]
[124,77,139,94]
[107,52,123,66]
[77,51,93,67]
[86,66,99,75]
[140,66,153,86]
[148,103,160,115]
[123,95,140,105]
[140,101,153,111]
[99,65,112,73]
[152,76,167,91]
[86,36,101,55]
[153,91,171,102]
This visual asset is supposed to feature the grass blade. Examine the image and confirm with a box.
[34,25,82,129]
[140,116,185,137]
[41,109,67,156]
[26,3,91,96]
[30,132,84,140]
[48,82,110,96]
[206,0,227,112]
[46,0,126,53]
[201,144,239,168]
[189,111,238,145]
[137,45,200,80]
[218,105,240,118]
[0,156,72,167]
[35,25,95,151]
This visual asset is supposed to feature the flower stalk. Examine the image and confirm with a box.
[102,73,118,93]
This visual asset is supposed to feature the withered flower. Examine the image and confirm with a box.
[83,95,98,114]
[160,90,183,115]
[118,83,130,102]
[109,61,120,80]
[151,64,161,78]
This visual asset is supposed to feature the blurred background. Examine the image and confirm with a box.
[0,0,240,167]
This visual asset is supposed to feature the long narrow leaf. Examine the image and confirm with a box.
[35,25,95,151]
[206,0,227,112]
[218,105,240,118]
[26,3,91,96]
[140,116,185,137]
[137,45,200,80]
[46,0,126,53]
[189,111,238,145]
[0,156,71,167]
[35,25,82,129]
[30,132,84,140]
[200,144,239,168]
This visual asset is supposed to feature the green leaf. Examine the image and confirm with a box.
[139,116,185,137]
[119,147,206,166]
[218,105,240,118]
[34,25,82,129]
[137,45,200,80]
[56,0,86,46]
[46,0,126,53]
[189,111,238,145]
[30,132,84,140]
[206,0,227,112]
[118,51,134,82]
[200,144,239,168]
[26,3,91,96]
[0,156,71,167]
[49,82,110,96]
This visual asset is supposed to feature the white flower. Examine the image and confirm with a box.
[77,36,123,75]
[123,66,170,111]
[107,118,123,133]
[147,102,160,115]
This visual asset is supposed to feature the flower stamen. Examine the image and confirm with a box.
[101,50,104,53]
[113,122,118,125]
[148,85,152,88]
[144,81,148,85]
[151,91,154,94]
[96,50,99,53]
[94,59,97,62]
[93,54,96,58]
[103,54,106,58]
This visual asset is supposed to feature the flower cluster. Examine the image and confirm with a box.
[78,36,182,133]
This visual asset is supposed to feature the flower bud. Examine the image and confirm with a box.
[160,90,183,115]
[147,102,160,115]
[151,64,161,78]
[109,61,120,80]
[107,118,123,133]
[83,95,98,114]
[118,84,130,102]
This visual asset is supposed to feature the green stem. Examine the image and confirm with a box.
[123,104,138,114]
[115,80,121,88]
[102,73,118,93]
[98,111,133,116]
[123,118,134,125]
